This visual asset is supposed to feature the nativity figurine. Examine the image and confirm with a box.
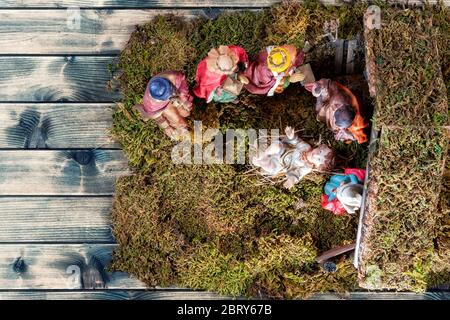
[193,45,249,103]
[321,168,365,215]
[251,126,335,189]
[135,71,193,141]
[305,78,368,144]
[242,45,306,96]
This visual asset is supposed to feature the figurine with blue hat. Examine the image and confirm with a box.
[135,71,194,140]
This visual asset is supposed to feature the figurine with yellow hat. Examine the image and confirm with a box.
[242,45,306,96]
[193,45,249,103]
[134,71,193,141]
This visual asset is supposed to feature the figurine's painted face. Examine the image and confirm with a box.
[306,145,334,170]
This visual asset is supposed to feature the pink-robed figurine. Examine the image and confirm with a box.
[193,45,249,103]
[135,71,193,141]
[242,45,306,96]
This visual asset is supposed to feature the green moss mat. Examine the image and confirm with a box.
[109,1,450,297]
[361,127,448,291]
[110,0,369,298]
[427,152,450,288]
[359,4,450,291]
[369,8,448,129]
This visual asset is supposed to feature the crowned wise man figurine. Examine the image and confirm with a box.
[305,78,368,144]
[193,45,249,103]
[242,45,306,96]
[135,71,194,141]
[251,127,335,189]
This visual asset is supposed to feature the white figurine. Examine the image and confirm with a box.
[251,127,335,189]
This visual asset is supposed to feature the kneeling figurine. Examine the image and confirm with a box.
[193,45,249,103]
[242,45,307,96]
[135,71,193,141]
[305,78,368,144]
[321,168,365,215]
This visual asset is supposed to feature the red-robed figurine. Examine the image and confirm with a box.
[193,45,249,103]
[134,71,194,141]
[242,45,306,96]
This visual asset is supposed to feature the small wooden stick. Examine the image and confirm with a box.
[316,243,356,264]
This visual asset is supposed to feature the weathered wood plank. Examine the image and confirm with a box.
[0,290,226,300]
[0,242,447,294]
[0,1,320,9]
[0,103,118,149]
[0,197,114,242]
[2,3,447,55]
[0,290,449,300]
[0,244,145,289]
[0,150,129,195]
[345,39,358,74]
[334,39,344,73]
[0,56,119,102]
[0,9,191,54]
[0,1,441,8]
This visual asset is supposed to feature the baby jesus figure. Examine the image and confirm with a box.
[251,127,335,189]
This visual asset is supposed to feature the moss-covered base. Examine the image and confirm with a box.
[109,0,450,297]
[359,3,450,291]
[361,127,448,291]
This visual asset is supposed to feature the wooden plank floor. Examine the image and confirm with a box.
[0,0,448,300]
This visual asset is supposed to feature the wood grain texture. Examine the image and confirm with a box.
[334,39,344,73]
[0,290,449,300]
[0,1,442,8]
[0,103,118,148]
[6,4,447,55]
[0,290,226,300]
[0,56,119,102]
[0,197,114,242]
[345,39,358,74]
[0,150,129,195]
[0,9,192,54]
[0,244,145,289]
[0,0,338,8]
